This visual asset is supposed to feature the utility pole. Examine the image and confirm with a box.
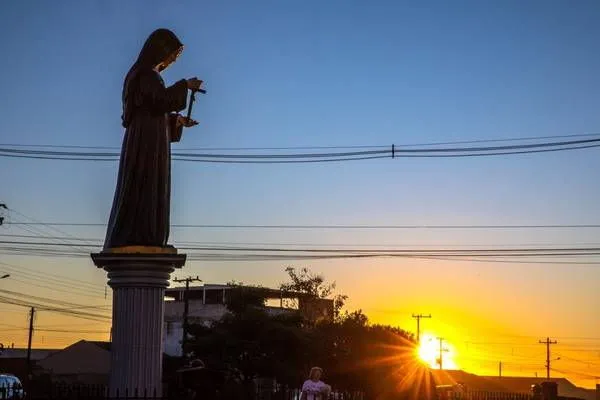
[26,307,35,381]
[173,276,201,360]
[437,337,448,370]
[499,361,502,378]
[412,313,432,344]
[539,337,558,379]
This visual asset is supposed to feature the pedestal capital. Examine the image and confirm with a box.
[91,252,186,289]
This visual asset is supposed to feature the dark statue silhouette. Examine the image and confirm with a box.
[103,28,203,251]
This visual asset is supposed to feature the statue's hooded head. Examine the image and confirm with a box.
[136,28,183,72]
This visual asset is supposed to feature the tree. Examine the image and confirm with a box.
[187,284,308,395]
[305,310,431,399]
[187,274,435,400]
[280,267,348,320]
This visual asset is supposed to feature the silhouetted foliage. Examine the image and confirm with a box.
[188,284,307,388]
[280,267,348,320]
[187,271,434,400]
[225,283,269,314]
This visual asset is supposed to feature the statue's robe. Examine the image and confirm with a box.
[104,66,187,249]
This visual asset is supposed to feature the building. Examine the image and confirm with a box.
[0,346,60,380]
[431,369,596,400]
[163,283,334,356]
[36,340,111,384]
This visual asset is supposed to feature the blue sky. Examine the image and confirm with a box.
[2,0,600,222]
[1,0,600,384]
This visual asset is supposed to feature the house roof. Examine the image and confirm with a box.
[87,341,111,352]
[431,370,506,391]
[37,340,111,376]
[165,284,318,300]
[0,348,60,361]
[481,376,594,400]
[431,370,595,400]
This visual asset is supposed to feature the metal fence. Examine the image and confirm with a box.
[0,384,549,400]
[256,387,365,400]
[447,391,533,400]
[0,383,365,400]
[3,383,164,400]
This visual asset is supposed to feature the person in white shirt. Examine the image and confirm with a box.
[301,367,331,400]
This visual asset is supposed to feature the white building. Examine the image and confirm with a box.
[162,283,334,356]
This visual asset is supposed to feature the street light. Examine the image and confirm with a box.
[0,274,10,279]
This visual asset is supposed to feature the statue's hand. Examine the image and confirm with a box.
[186,77,203,92]
[176,115,199,128]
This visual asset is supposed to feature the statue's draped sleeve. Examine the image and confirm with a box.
[135,70,187,142]
[137,70,188,115]
[168,114,183,143]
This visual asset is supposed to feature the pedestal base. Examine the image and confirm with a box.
[91,252,186,397]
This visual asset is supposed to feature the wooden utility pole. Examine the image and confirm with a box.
[173,276,201,359]
[412,313,431,344]
[438,337,447,370]
[26,307,35,380]
[539,337,558,379]
[499,361,502,378]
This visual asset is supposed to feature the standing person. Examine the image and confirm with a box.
[301,367,331,400]
[104,28,203,250]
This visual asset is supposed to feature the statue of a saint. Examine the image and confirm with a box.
[103,28,203,251]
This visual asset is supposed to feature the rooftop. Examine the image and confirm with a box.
[165,283,321,300]
[0,348,60,361]
[431,370,596,400]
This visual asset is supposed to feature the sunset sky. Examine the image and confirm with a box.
[1,0,599,389]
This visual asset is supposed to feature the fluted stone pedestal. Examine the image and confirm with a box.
[91,251,186,397]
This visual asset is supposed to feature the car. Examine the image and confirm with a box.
[0,374,25,399]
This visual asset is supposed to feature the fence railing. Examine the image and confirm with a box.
[256,387,365,400]
[5,383,164,400]
[0,383,547,400]
[447,391,533,400]
[1,383,365,400]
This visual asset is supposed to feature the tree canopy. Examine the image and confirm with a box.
[186,268,435,400]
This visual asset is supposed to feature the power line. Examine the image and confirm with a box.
[1,137,599,163]
[0,289,108,311]
[3,132,600,151]
[7,239,600,256]
[555,354,600,368]
[551,367,600,380]
[7,233,600,248]
[6,233,600,265]
[7,276,106,300]
[0,298,110,323]
[5,247,600,263]
[9,239,600,251]
[0,262,104,292]
[0,261,105,295]
[7,222,600,229]
[6,207,98,249]
[6,230,600,263]
[0,143,389,151]
[0,290,111,323]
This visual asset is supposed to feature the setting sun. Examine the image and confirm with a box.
[418,334,459,370]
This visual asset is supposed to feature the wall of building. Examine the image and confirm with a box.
[163,302,227,357]
[164,301,228,321]
[163,321,184,357]
[162,288,334,357]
